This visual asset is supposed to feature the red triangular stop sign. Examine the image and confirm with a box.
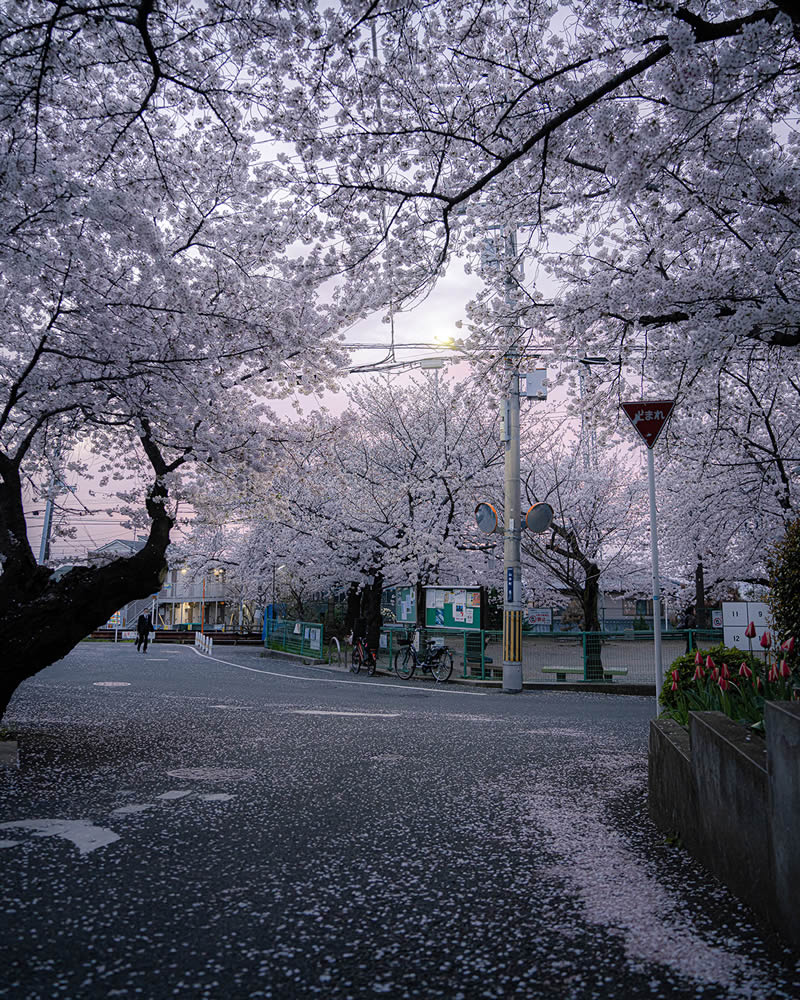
[621,399,675,449]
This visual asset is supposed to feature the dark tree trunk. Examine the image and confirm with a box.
[0,426,177,722]
[582,561,603,680]
[359,573,384,651]
[695,558,707,630]
[0,517,172,721]
[582,562,602,633]
[344,583,360,636]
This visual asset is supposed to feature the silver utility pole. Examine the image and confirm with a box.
[37,471,58,564]
[503,361,523,692]
[38,493,55,564]
[502,228,523,693]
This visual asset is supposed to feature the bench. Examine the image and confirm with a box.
[542,666,584,682]
[464,634,495,676]
[542,665,629,682]
[465,634,493,664]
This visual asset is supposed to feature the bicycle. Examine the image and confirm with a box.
[349,634,377,676]
[394,629,453,682]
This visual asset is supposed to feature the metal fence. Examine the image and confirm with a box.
[263,619,325,658]
[280,621,727,686]
[377,627,725,684]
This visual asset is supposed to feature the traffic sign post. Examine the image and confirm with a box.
[622,399,676,712]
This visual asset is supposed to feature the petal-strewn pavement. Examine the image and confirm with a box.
[1,642,798,999]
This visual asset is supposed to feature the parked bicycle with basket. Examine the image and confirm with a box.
[394,628,453,682]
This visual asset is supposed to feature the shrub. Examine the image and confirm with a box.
[658,642,799,730]
[659,644,762,711]
[767,519,800,664]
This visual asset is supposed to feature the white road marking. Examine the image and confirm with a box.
[0,819,119,854]
[166,767,254,781]
[188,646,486,696]
[110,804,154,816]
[290,710,401,718]
[93,681,131,687]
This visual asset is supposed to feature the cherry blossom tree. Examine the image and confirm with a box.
[261,1,800,613]
[0,2,343,718]
[282,0,800,354]
[654,347,800,607]
[185,372,503,645]
[518,422,650,632]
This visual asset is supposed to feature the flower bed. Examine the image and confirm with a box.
[658,632,799,732]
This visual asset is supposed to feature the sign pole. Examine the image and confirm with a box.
[647,445,664,706]
[621,399,676,714]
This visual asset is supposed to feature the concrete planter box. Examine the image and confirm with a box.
[649,703,800,951]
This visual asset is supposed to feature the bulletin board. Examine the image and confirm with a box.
[424,587,483,631]
[395,586,417,624]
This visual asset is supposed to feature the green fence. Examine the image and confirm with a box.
[306,624,727,685]
[264,619,324,658]
[376,627,725,684]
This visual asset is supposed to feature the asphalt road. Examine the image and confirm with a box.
[1,642,798,999]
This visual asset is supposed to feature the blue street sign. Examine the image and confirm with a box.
[507,568,514,603]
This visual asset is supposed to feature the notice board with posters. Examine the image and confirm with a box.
[394,586,417,624]
[424,587,483,630]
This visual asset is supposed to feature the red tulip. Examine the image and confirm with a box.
[760,631,772,650]
[710,667,720,682]
[780,636,795,654]
[720,662,730,679]
[718,675,729,691]
[693,664,705,681]
[745,621,756,639]
[738,662,752,679]
[705,655,715,670]
[780,659,791,679]
[768,664,779,683]
[756,676,764,692]
[694,651,703,666]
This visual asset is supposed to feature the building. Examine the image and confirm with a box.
[154,565,234,630]
[87,538,146,563]
[94,541,257,631]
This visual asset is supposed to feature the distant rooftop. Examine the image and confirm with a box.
[87,538,146,560]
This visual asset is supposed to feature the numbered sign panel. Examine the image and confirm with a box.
[722,601,773,654]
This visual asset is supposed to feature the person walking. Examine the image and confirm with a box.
[136,612,153,653]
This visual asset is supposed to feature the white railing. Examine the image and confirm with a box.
[194,632,214,655]
[123,597,155,626]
